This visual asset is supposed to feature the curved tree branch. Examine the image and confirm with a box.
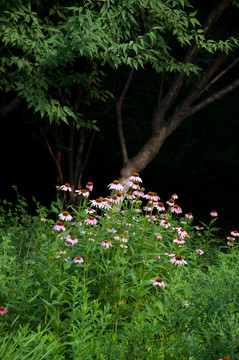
[0,95,23,118]
[116,68,134,165]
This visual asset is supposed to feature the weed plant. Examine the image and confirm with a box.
[0,176,238,360]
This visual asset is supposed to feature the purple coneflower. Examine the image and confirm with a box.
[196,249,204,255]
[170,254,187,265]
[100,240,112,248]
[58,211,72,221]
[86,182,93,191]
[231,230,239,237]
[75,189,90,197]
[174,238,185,244]
[85,216,97,225]
[73,256,84,263]
[171,204,182,214]
[156,202,165,212]
[65,235,78,245]
[0,306,8,315]
[85,208,96,214]
[195,226,204,230]
[108,180,123,192]
[210,210,218,217]
[120,245,128,249]
[185,213,193,219]
[151,278,166,287]
[54,221,66,231]
[90,198,105,209]
[128,172,143,183]
[60,183,72,192]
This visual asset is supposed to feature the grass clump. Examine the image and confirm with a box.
[0,176,238,360]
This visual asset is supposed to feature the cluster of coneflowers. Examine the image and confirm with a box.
[52,172,239,293]
[1,173,237,319]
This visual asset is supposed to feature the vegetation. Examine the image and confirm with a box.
[1,0,239,191]
[0,176,238,359]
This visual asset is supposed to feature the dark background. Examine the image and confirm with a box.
[1,87,239,238]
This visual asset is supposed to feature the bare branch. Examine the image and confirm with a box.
[39,125,64,184]
[188,78,239,116]
[159,0,230,118]
[116,68,134,164]
[0,95,23,118]
[200,55,239,95]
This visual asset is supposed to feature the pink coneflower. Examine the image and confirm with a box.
[65,235,78,245]
[0,306,8,315]
[231,230,239,237]
[85,208,96,214]
[166,198,174,206]
[54,221,66,231]
[171,193,178,200]
[120,245,128,249]
[130,180,141,190]
[116,192,124,202]
[226,236,235,247]
[210,210,218,217]
[174,238,185,244]
[85,216,97,225]
[110,195,120,204]
[177,228,189,239]
[159,219,171,228]
[218,357,232,360]
[170,254,187,265]
[185,213,193,219]
[86,182,93,191]
[144,191,160,202]
[144,202,154,211]
[73,256,84,263]
[107,228,117,234]
[195,226,204,230]
[90,198,105,209]
[128,172,143,183]
[171,204,182,214]
[126,191,136,200]
[108,180,123,192]
[58,211,73,221]
[151,278,166,287]
[102,200,112,210]
[75,189,90,197]
[133,188,145,197]
[156,202,165,212]
[100,240,112,248]
[119,234,128,243]
[88,237,95,242]
[165,253,175,257]
[114,234,128,242]
[60,183,72,192]
[155,255,161,259]
[196,249,204,255]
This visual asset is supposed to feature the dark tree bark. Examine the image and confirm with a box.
[118,0,239,188]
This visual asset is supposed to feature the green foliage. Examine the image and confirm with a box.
[0,176,238,358]
[1,0,238,126]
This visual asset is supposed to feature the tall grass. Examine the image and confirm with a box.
[0,179,238,359]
